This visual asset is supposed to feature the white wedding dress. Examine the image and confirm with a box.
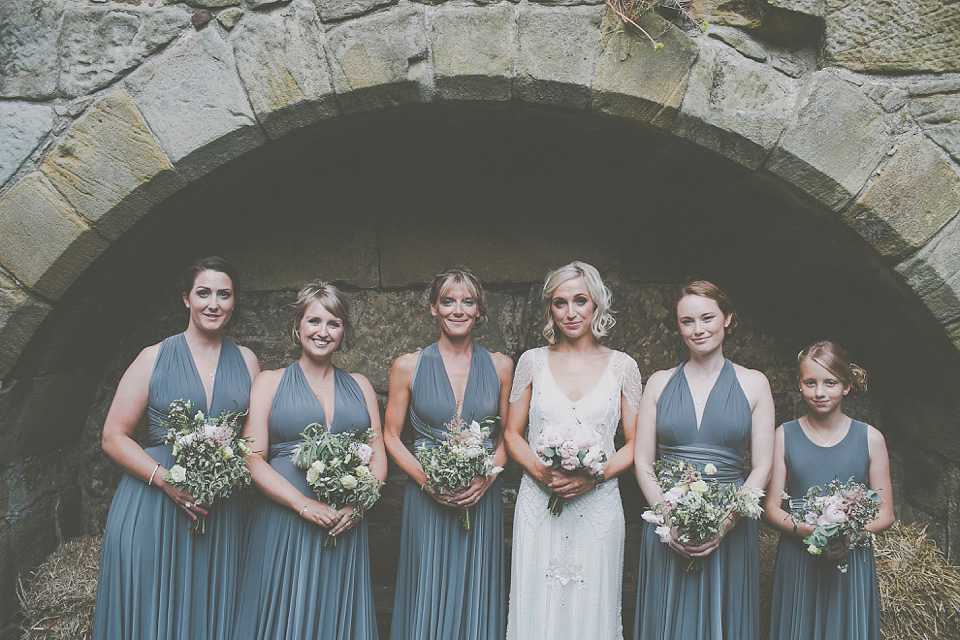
[506,347,642,640]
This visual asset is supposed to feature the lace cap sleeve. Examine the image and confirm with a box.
[509,349,537,403]
[617,352,643,415]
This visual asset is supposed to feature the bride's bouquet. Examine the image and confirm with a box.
[416,414,503,530]
[162,398,254,534]
[786,476,881,572]
[293,423,382,546]
[536,419,607,516]
[642,459,764,570]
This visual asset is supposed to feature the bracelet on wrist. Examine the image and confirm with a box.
[147,463,161,486]
[298,503,309,517]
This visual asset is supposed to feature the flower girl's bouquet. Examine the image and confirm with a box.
[536,419,607,516]
[293,423,382,546]
[786,476,881,572]
[416,415,503,530]
[162,399,254,534]
[642,459,764,571]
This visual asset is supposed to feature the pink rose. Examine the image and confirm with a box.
[561,457,579,471]
[559,441,579,459]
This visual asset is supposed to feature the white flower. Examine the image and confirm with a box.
[306,466,321,484]
[194,411,205,422]
[355,465,371,477]
[690,479,709,494]
[221,446,234,459]
[807,544,822,555]
[484,464,504,477]
[641,510,664,525]
[464,446,484,460]
[311,460,326,473]
[169,465,186,483]
[340,475,358,490]
[655,525,672,542]
[238,441,252,456]
[703,463,717,476]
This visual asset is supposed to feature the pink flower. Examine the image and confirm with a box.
[559,441,579,459]
[642,510,664,525]
[818,504,848,525]
[662,486,685,510]
[582,446,603,475]
[655,525,672,542]
[561,457,579,471]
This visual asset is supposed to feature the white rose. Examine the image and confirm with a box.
[703,463,717,476]
[306,467,321,484]
[340,475,358,490]
[690,479,709,494]
[311,460,326,474]
[355,465,371,477]
[655,525,672,543]
[221,446,234,459]
[807,544,822,555]
[641,510,664,525]
[168,465,186,483]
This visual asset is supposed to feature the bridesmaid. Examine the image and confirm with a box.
[633,279,774,640]
[234,282,385,640]
[94,257,260,640]
[764,341,894,640]
[385,267,513,640]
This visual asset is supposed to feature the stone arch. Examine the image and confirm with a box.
[2,0,960,632]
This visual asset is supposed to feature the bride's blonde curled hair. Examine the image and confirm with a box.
[541,261,616,345]
[798,341,868,397]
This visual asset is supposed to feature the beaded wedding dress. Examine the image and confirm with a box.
[506,347,641,640]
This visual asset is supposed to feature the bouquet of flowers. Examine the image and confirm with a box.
[786,476,881,572]
[642,459,764,571]
[536,419,607,516]
[416,414,503,530]
[293,423,382,546]
[162,399,254,534]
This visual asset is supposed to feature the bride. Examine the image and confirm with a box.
[504,261,641,639]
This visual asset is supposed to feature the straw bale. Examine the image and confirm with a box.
[17,536,101,640]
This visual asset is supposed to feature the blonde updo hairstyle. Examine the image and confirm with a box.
[674,279,739,337]
[797,341,868,397]
[287,281,355,352]
[541,261,616,345]
[429,266,487,326]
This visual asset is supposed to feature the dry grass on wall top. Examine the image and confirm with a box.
[18,536,100,640]
[16,525,960,640]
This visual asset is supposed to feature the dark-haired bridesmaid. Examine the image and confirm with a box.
[764,341,894,640]
[94,257,260,640]
[634,279,774,640]
[385,267,513,640]
[234,281,385,640]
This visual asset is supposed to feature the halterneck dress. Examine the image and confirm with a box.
[634,359,759,640]
[507,347,643,640]
[234,363,378,640]
[390,343,505,640]
[768,419,879,640]
[93,333,252,640]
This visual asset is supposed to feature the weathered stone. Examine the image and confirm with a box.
[528,0,603,5]
[232,0,337,139]
[41,90,187,241]
[690,0,764,29]
[312,0,396,22]
[432,4,517,103]
[217,6,243,28]
[326,6,433,114]
[770,53,806,78]
[909,92,960,163]
[862,82,908,113]
[0,102,54,187]
[0,273,51,381]
[192,9,214,27]
[188,0,239,6]
[59,6,191,98]
[766,0,823,18]
[124,26,266,180]
[842,135,960,261]
[823,0,960,73]
[515,3,605,109]
[895,211,960,325]
[673,42,797,169]
[0,0,64,99]
[592,12,699,129]
[765,71,892,211]
[0,173,109,300]
[708,25,767,61]
[906,75,960,97]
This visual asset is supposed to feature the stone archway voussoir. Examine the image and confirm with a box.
[122,25,267,182]
[0,272,52,381]
[39,89,187,242]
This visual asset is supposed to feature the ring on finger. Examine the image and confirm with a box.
[184,501,193,508]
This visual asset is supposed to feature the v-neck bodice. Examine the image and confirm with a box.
[544,349,615,405]
[409,343,500,448]
[145,333,252,447]
[655,360,752,480]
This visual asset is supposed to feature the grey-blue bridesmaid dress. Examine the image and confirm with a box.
[94,333,252,640]
[768,419,880,640]
[389,343,505,640]
[234,363,379,640]
[634,359,760,640]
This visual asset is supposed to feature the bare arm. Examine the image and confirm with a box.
[242,370,339,529]
[503,379,553,487]
[238,345,261,381]
[762,426,802,536]
[866,425,895,533]
[634,369,671,506]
